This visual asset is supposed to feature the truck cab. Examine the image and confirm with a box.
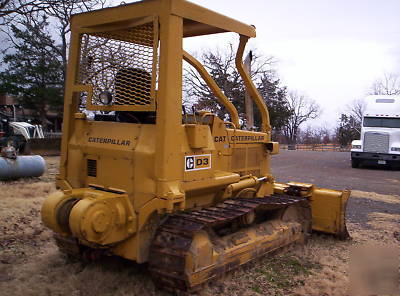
[351,95,400,168]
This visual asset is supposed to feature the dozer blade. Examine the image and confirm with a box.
[25,138,60,156]
[274,182,350,239]
[148,195,312,292]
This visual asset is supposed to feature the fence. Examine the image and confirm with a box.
[280,143,350,152]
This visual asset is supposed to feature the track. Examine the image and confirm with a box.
[148,195,311,292]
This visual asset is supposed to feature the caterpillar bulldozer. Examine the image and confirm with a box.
[41,0,350,292]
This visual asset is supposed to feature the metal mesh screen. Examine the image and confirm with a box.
[77,21,157,109]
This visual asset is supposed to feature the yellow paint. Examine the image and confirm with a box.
[41,0,349,278]
[274,182,350,238]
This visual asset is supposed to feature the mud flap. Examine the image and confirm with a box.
[274,182,350,239]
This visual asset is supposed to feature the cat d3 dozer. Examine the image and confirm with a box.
[41,0,350,292]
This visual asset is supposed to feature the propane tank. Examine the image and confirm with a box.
[0,155,46,180]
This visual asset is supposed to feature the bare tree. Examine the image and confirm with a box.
[283,91,320,144]
[0,0,53,24]
[346,98,365,122]
[370,72,400,95]
[298,125,332,144]
[183,43,243,116]
[46,0,108,79]
[344,98,365,133]
[1,0,108,79]
[184,44,275,116]
[0,0,111,126]
[183,44,292,132]
[317,125,332,144]
[333,98,365,147]
[298,125,316,144]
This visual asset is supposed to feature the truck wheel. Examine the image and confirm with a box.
[351,159,359,168]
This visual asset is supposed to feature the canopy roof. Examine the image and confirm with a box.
[71,0,256,38]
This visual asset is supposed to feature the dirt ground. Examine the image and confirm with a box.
[0,153,399,296]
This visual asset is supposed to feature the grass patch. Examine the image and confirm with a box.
[253,254,322,292]
[251,285,262,294]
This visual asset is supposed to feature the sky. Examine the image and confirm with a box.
[1,0,399,129]
[183,0,400,128]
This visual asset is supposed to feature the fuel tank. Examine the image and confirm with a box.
[0,155,46,180]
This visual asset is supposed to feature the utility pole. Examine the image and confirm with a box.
[244,51,254,129]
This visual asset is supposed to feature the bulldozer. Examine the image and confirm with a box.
[41,0,350,292]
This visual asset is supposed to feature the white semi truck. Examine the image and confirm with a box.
[351,95,400,168]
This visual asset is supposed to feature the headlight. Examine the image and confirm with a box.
[352,145,361,149]
[99,91,112,105]
[391,147,400,152]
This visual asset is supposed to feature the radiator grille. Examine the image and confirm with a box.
[231,147,262,171]
[87,159,97,177]
[363,132,389,153]
[231,148,246,170]
[246,147,262,168]
[77,20,157,110]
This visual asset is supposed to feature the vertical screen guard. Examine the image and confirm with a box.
[75,17,159,112]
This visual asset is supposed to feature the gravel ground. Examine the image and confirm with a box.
[271,150,400,195]
[271,150,400,227]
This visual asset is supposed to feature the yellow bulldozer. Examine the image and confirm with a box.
[41,0,350,292]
